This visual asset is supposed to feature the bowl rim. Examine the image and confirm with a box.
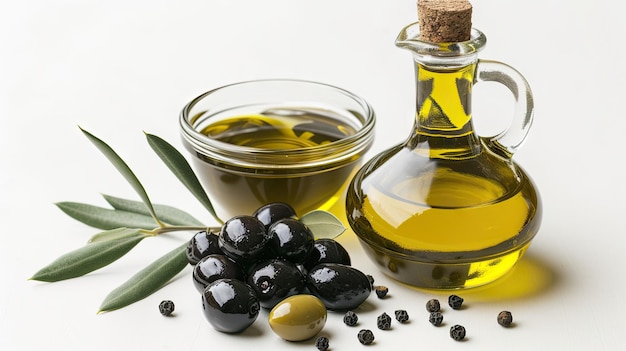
[179,78,376,171]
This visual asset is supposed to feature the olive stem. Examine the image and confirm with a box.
[141,225,222,237]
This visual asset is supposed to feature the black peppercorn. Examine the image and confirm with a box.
[377,312,392,330]
[366,274,375,287]
[343,310,359,326]
[394,309,409,323]
[315,336,329,351]
[450,324,466,341]
[429,311,443,326]
[448,294,464,310]
[375,286,388,299]
[426,298,440,312]
[357,329,375,345]
[497,311,513,327]
[158,300,175,316]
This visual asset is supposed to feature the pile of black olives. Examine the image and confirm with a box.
[185,202,373,334]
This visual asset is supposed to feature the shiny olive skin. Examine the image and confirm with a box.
[268,294,327,341]
[295,263,308,277]
[201,278,260,333]
[303,238,351,270]
[186,230,223,265]
[218,215,270,265]
[253,202,297,230]
[306,263,372,311]
[246,259,307,309]
[192,254,244,293]
[267,218,315,263]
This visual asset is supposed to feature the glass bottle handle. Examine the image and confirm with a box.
[475,59,534,159]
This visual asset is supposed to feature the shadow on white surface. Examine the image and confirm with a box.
[457,252,559,302]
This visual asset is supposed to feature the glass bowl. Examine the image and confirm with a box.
[180,79,375,222]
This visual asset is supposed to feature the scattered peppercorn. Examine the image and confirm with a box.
[426,298,440,312]
[158,300,175,316]
[357,329,375,345]
[394,309,409,323]
[497,311,513,327]
[366,274,375,286]
[343,311,359,326]
[315,336,329,351]
[377,312,392,330]
[429,311,443,326]
[450,324,466,341]
[375,286,389,299]
[448,294,464,310]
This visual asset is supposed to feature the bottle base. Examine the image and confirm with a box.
[358,240,531,289]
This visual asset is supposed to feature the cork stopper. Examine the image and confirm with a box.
[417,0,472,43]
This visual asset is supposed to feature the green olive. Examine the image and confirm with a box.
[268,294,327,341]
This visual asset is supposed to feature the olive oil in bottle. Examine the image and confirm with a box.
[347,141,541,288]
[346,24,542,289]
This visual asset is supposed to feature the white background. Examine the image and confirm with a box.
[1,1,624,350]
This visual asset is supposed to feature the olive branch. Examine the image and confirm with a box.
[29,127,346,313]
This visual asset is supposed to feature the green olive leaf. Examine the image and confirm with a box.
[300,210,346,239]
[102,194,205,226]
[144,132,222,224]
[30,234,146,282]
[56,202,158,230]
[98,243,188,313]
[88,228,146,243]
[80,127,164,227]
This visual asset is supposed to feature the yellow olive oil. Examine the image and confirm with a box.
[190,110,363,220]
[346,63,541,289]
[347,149,541,288]
[200,112,356,149]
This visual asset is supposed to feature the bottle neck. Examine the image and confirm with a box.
[408,61,481,159]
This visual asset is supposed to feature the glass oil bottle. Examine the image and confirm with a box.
[346,22,542,289]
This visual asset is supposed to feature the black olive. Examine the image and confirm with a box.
[218,215,270,265]
[306,263,372,311]
[295,263,308,277]
[201,278,260,333]
[267,218,314,263]
[252,202,297,230]
[303,238,351,270]
[192,254,244,293]
[186,230,223,265]
[246,259,307,309]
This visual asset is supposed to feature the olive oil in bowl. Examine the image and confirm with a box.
[200,111,355,149]
[180,80,375,221]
